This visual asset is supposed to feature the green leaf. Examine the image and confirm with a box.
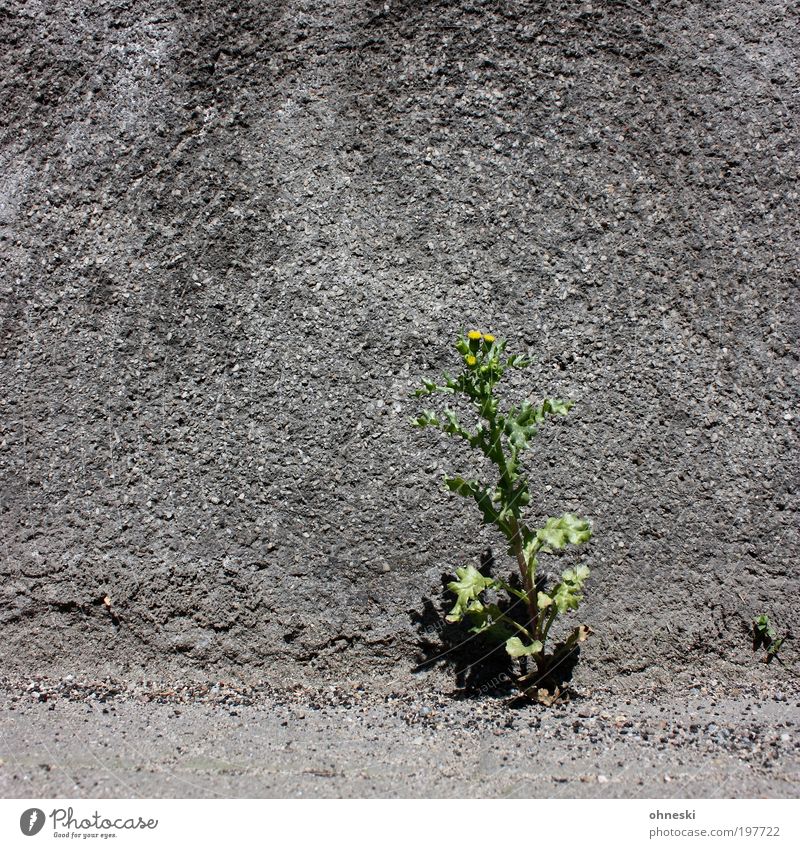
[440,407,478,444]
[507,354,534,369]
[754,614,776,641]
[537,591,553,610]
[445,564,495,622]
[413,376,458,397]
[412,410,440,428]
[754,614,785,662]
[504,400,539,456]
[505,636,543,658]
[444,476,478,498]
[509,480,531,509]
[476,394,499,422]
[445,477,505,529]
[413,379,436,397]
[535,513,592,552]
[455,336,471,356]
[767,637,785,659]
[503,398,574,460]
[572,564,590,582]
[441,372,459,391]
[414,406,481,448]
[551,586,579,614]
[536,398,573,420]
[520,527,539,566]
[503,397,571,473]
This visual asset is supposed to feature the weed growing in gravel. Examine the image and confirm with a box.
[753,614,786,664]
[413,331,593,703]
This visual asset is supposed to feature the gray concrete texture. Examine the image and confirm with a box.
[0,0,797,693]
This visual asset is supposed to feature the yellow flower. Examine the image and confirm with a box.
[466,354,477,366]
[467,330,482,340]
[483,333,495,343]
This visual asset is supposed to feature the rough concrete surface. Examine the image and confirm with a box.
[0,0,798,797]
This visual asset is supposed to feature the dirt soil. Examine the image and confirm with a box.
[0,0,798,798]
[1,676,798,798]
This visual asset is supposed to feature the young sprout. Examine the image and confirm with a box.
[753,614,787,664]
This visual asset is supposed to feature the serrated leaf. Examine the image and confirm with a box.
[551,565,590,614]
[552,585,580,614]
[505,636,543,658]
[413,378,438,397]
[537,591,553,610]
[445,477,504,528]
[475,394,499,423]
[413,410,440,428]
[562,565,590,585]
[509,480,531,509]
[535,513,592,551]
[536,398,573,420]
[445,564,494,622]
[767,636,784,658]
[754,614,776,641]
[445,476,478,498]
[503,399,573,457]
[507,354,533,369]
[440,407,476,444]
[504,401,539,456]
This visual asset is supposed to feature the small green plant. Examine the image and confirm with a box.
[412,330,593,703]
[753,614,785,664]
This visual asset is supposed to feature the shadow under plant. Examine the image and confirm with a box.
[411,548,584,700]
[412,549,514,696]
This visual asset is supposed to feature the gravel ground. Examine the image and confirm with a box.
[1,676,798,798]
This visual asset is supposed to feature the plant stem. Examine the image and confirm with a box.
[481,382,540,649]
[541,605,558,646]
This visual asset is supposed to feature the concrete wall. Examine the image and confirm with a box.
[1,0,797,689]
